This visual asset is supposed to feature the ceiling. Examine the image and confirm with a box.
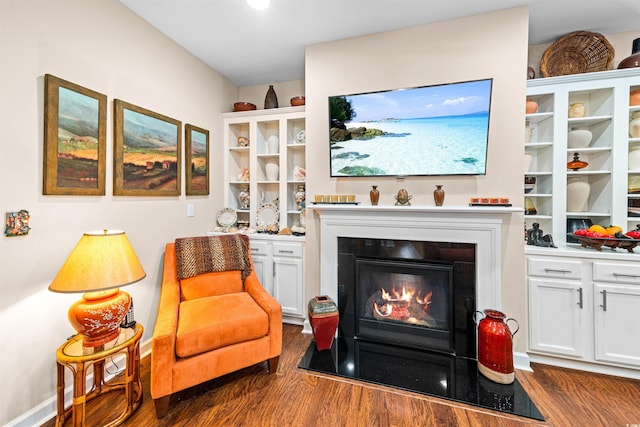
[120,0,639,87]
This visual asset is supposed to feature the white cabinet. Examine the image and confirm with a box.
[592,261,640,367]
[249,236,305,325]
[526,69,640,244]
[223,107,306,230]
[272,242,305,319]
[527,253,640,377]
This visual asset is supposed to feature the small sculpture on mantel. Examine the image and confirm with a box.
[527,223,557,248]
[394,188,412,206]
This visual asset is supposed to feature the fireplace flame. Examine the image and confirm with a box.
[373,286,435,325]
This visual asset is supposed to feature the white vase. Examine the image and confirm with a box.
[566,177,591,212]
[630,111,640,138]
[267,135,279,154]
[524,122,534,144]
[629,146,640,170]
[265,161,279,181]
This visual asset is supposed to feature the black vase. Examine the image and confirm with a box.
[264,85,278,109]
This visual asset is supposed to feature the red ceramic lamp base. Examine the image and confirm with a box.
[68,288,130,347]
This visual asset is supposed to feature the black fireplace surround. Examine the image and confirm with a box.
[299,237,543,421]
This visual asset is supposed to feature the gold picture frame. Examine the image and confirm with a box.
[113,100,181,196]
[43,74,107,195]
[185,124,210,195]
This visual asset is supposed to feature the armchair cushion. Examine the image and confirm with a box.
[180,270,243,301]
[176,292,269,358]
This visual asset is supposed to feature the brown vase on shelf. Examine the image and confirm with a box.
[617,38,640,69]
[369,185,379,205]
[433,185,445,206]
[264,85,278,109]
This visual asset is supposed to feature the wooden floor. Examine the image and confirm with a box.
[44,324,640,427]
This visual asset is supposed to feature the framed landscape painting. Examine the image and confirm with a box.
[43,74,107,195]
[113,100,182,196]
[185,124,210,195]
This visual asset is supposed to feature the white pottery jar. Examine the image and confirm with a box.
[267,135,279,154]
[524,122,534,144]
[629,146,640,170]
[566,176,591,212]
[265,161,279,181]
[568,102,586,118]
[630,111,640,138]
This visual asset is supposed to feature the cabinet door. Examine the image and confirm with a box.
[252,253,272,296]
[528,277,587,358]
[594,283,640,367]
[273,256,304,317]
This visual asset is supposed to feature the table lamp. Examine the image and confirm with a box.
[49,230,146,347]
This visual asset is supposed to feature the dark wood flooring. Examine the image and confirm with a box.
[44,324,640,427]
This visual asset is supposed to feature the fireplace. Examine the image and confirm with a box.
[338,237,476,358]
[299,205,542,420]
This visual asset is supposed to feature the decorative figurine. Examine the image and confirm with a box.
[394,188,412,206]
[294,184,306,211]
[526,223,556,248]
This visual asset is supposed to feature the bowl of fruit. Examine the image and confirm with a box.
[569,224,640,252]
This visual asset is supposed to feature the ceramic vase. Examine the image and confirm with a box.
[630,111,640,138]
[525,99,538,114]
[475,309,519,384]
[629,146,640,170]
[238,185,250,209]
[308,296,339,351]
[267,135,279,154]
[265,161,279,181]
[433,185,445,206]
[294,184,306,211]
[264,84,278,109]
[369,185,380,205]
[617,37,640,69]
[566,176,591,212]
[568,102,586,118]
[524,122,534,144]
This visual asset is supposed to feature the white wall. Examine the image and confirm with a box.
[303,7,530,354]
[0,0,236,424]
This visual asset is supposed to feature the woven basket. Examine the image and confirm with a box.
[540,31,614,77]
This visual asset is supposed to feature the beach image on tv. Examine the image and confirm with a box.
[329,79,492,177]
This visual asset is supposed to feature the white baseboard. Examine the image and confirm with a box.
[514,351,533,372]
[4,336,152,427]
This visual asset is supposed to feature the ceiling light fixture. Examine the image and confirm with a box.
[247,0,270,10]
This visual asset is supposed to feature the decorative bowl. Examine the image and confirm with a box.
[566,218,593,243]
[567,233,640,253]
[567,129,592,148]
[233,102,256,112]
[290,96,306,106]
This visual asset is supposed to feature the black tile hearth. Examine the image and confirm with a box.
[298,338,544,421]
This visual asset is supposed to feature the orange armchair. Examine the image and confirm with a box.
[151,236,282,417]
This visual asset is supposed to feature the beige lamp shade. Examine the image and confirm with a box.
[49,229,146,293]
[49,230,146,346]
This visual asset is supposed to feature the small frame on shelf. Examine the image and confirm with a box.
[43,74,107,196]
[113,100,181,196]
[185,124,209,196]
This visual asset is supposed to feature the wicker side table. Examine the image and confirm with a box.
[55,324,143,427]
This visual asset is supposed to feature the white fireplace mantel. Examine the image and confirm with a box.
[311,204,522,312]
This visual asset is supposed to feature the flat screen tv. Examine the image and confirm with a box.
[329,78,493,177]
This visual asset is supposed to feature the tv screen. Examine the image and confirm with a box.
[329,78,493,177]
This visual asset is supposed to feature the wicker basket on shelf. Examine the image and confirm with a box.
[540,31,614,77]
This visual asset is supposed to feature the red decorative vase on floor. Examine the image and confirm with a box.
[475,309,519,384]
[308,295,339,351]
